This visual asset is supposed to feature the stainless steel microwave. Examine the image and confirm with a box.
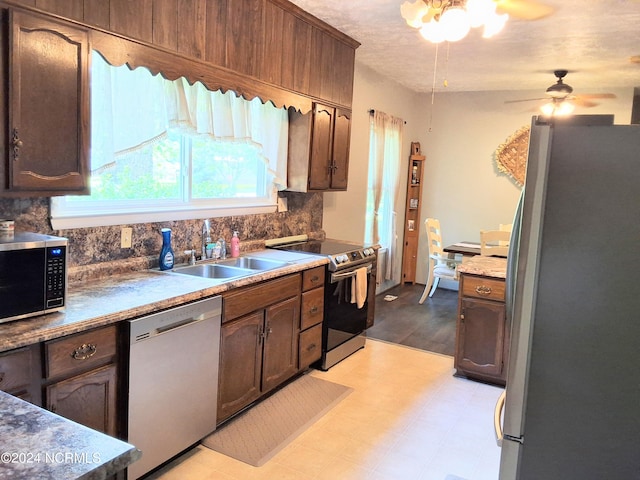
[0,232,68,324]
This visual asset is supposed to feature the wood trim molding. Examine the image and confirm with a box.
[90,29,313,114]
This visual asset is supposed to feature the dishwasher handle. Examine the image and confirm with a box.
[156,317,200,335]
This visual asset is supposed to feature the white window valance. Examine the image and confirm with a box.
[91,51,288,189]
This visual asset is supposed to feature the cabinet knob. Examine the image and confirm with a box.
[71,343,97,360]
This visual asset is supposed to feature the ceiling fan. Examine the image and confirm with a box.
[400,0,555,44]
[505,69,617,116]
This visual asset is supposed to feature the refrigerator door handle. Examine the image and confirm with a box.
[494,390,506,447]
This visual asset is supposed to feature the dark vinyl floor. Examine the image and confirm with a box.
[367,283,458,356]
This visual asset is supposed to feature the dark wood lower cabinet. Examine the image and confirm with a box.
[217,311,263,422]
[218,274,304,424]
[217,295,300,423]
[46,364,118,436]
[262,297,299,392]
[454,273,509,386]
[0,344,41,405]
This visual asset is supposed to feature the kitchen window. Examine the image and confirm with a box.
[51,52,288,229]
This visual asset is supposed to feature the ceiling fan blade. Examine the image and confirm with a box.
[504,97,546,104]
[575,93,617,100]
[494,0,555,20]
[571,98,599,108]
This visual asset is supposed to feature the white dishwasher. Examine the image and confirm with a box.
[127,296,221,480]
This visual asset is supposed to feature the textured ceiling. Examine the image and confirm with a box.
[288,0,640,96]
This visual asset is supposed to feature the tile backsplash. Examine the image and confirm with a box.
[0,192,323,283]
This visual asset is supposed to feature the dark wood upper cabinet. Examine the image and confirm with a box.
[288,103,351,191]
[6,0,358,110]
[5,8,89,195]
[0,0,358,196]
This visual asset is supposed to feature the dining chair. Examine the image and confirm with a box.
[419,218,462,304]
[480,230,511,257]
[499,223,513,246]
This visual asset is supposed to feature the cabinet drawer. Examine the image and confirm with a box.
[45,325,117,379]
[301,288,324,330]
[299,323,322,368]
[462,275,505,302]
[224,274,301,322]
[0,347,33,393]
[302,267,325,291]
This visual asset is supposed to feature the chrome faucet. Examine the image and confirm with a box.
[202,220,212,259]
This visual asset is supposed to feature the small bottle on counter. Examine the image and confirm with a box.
[218,237,227,259]
[231,231,240,258]
[159,228,175,270]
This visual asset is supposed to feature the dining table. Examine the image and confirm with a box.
[444,241,508,258]
[444,241,482,257]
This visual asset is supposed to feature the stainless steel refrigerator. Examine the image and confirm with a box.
[495,115,640,479]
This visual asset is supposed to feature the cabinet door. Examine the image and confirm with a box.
[262,296,299,392]
[0,345,41,405]
[330,110,350,190]
[308,104,333,190]
[455,298,506,380]
[402,238,418,284]
[8,9,89,194]
[217,311,263,422]
[45,364,117,436]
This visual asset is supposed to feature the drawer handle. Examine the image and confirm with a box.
[310,306,319,314]
[71,343,97,360]
[475,285,492,296]
[307,343,317,351]
[310,275,320,283]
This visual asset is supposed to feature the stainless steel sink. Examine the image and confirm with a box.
[218,256,289,271]
[172,264,253,279]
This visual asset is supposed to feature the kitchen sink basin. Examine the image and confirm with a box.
[218,256,289,271]
[172,264,254,279]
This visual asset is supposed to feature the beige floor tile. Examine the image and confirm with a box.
[149,339,502,480]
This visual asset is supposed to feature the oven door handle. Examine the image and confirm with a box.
[330,264,372,282]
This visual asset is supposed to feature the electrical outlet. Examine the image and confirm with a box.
[121,227,133,248]
[277,196,288,212]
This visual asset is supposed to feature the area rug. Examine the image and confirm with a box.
[201,374,352,466]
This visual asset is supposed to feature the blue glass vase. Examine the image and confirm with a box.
[159,228,175,270]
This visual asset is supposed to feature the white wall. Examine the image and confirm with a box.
[324,60,635,292]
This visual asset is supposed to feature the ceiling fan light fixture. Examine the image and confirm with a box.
[401,0,431,29]
[540,102,555,116]
[482,11,508,38]
[401,0,509,44]
[419,19,447,43]
[540,99,575,117]
[440,5,471,42]
[555,101,575,116]
[466,0,496,27]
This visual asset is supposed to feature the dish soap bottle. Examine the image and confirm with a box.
[159,228,175,270]
[231,231,240,258]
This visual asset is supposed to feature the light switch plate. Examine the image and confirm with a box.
[121,227,133,248]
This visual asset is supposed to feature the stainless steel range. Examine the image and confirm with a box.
[268,237,377,370]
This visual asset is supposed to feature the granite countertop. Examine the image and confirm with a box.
[0,249,328,353]
[458,255,507,279]
[0,390,141,479]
